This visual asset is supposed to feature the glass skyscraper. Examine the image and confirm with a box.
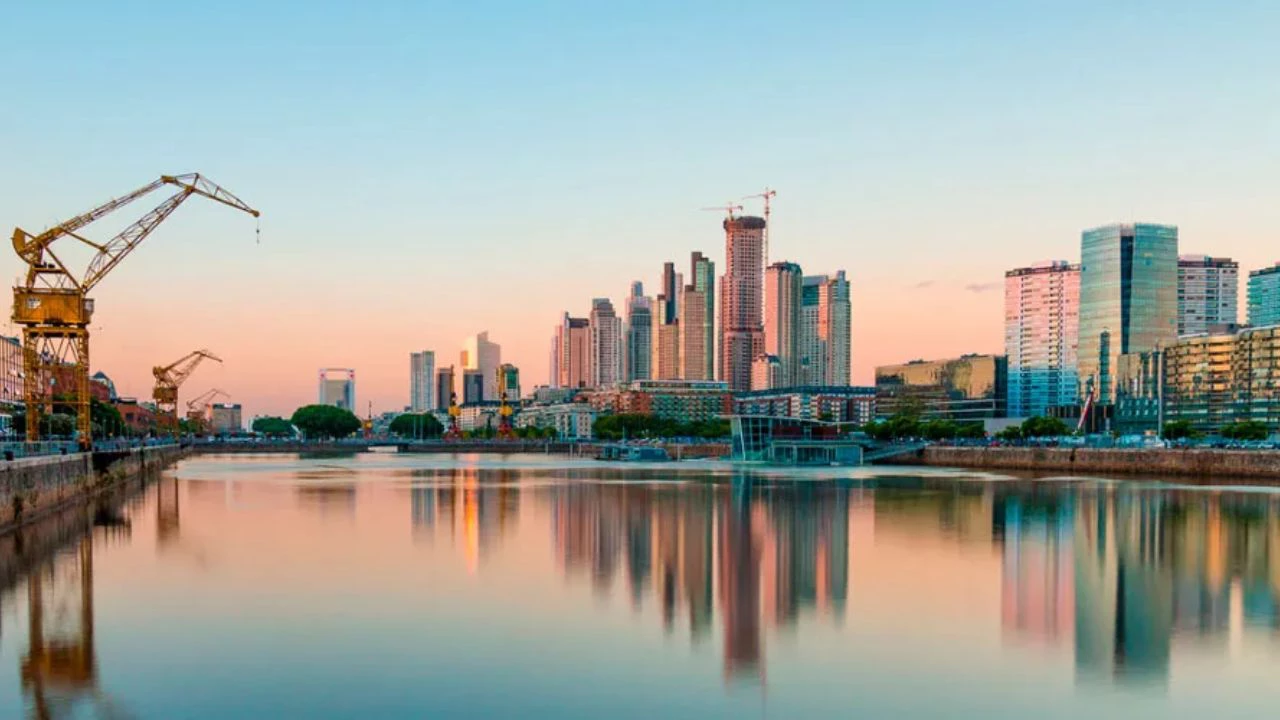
[1004,261,1078,418]
[1077,223,1178,407]
[1248,263,1280,327]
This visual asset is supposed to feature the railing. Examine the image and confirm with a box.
[0,438,178,460]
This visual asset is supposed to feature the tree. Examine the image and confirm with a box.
[1161,420,1197,441]
[1020,416,1070,438]
[389,413,443,438]
[1221,421,1269,441]
[956,423,986,439]
[290,405,362,439]
[920,419,958,441]
[91,400,125,438]
[252,416,295,437]
[995,425,1022,442]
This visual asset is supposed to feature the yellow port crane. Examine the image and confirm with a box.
[185,388,229,432]
[153,350,222,434]
[10,173,259,448]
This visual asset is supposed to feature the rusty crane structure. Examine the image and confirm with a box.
[153,350,222,434]
[10,173,258,448]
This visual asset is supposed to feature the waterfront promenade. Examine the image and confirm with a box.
[881,445,1280,481]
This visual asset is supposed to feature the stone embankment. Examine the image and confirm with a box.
[0,445,187,533]
[879,446,1280,481]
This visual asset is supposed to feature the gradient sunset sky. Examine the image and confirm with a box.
[2,1,1277,419]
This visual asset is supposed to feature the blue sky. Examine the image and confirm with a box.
[1,1,1277,416]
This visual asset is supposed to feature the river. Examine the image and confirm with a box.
[3,452,1280,718]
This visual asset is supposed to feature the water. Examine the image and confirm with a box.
[3,453,1280,718]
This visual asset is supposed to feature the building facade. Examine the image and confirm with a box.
[1078,223,1178,407]
[679,285,709,381]
[690,251,716,381]
[764,262,804,387]
[210,403,243,435]
[734,386,877,426]
[875,355,1008,421]
[1004,261,1080,418]
[555,315,591,389]
[654,321,681,382]
[1177,255,1238,336]
[584,379,731,423]
[410,351,435,413]
[798,271,851,386]
[435,366,455,410]
[318,368,356,410]
[720,216,767,391]
[1160,325,1280,435]
[462,370,485,405]
[751,354,783,391]
[0,336,21,411]
[496,363,521,402]
[1248,263,1280,327]
[516,403,597,440]
[461,332,501,401]
[589,298,623,388]
[625,282,653,382]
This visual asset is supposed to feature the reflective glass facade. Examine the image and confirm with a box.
[875,354,1007,420]
[1248,264,1280,328]
[1078,223,1178,406]
[1004,261,1079,418]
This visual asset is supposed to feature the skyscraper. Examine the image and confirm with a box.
[661,262,679,324]
[798,271,851,386]
[690,252,716,381]
[496,363,521,402]
[1004,261,1080,418]
[1177,255,1238,336]
[589,298,623,387]
[763,262,803,387]
[435,366,455,411]
[556,314,591,389]
[462,370,484,404]
[626,282,653,382]
[720,216,766,391]
[318,368,355,410]
[409,351,435,412]
[1248,263,1280,327]
[460,331,501,401]
[654,262,684,382]
[1078,223,1178,406]
[679,284,709,380]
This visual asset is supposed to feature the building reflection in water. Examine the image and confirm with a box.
[410,468,520,573]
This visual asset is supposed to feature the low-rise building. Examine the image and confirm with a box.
[458,402,502,432]
[734,386,876,425]
[583,379,731,423]
[517,403,597,440]
[875,354,1008,420]
[210,403,243,435]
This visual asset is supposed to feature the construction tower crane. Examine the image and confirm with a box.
[153,350,222,434]
[742,188,776,267]
[10,173,259,448]
[700,203,744,220]
[185,388,229,432]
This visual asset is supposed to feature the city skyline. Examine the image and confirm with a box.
[3,2,1277,419]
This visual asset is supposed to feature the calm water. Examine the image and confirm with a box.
[4,453,1280,718]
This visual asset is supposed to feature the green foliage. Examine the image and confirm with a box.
[956,423,987,439]
[1161,420,1198,441]
[995,425,1023,442]
[91,400,126,437]
[252,416,295,437]
[592,414,731,441]
[178,418,200,436]
[290,404,362,439]
[1020,416,1071,438]
[515,426,558,439]
[388,413,443,439]
[1221,421,1269,441]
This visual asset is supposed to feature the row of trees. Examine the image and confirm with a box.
[592,414,731,441]
[1162,419,1270,441]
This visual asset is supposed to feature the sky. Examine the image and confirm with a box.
[1,0,1277,419]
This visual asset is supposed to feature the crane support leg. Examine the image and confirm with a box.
[21,326,92,448]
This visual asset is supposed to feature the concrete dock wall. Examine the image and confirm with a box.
[880,446,1280,480]
[0,445,187,533]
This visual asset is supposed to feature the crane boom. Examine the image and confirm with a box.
[157,349,222,388]
[186,388,228,412]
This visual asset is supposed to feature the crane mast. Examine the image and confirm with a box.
[153,350,223,435]
[10,173,258,447]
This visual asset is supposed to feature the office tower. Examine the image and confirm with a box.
[1177,255,1238,336]
[462,370,485,404]
[680,284,709,380]
[1248,263,1280,327]
[661,262,679,324]
[654,321,682,381]
[549,333,560,388]
[409,351,435,413]
[626,282,653,382]
[318,368,355,410]
[435,366,455,411]
[589,298,623,387]
[556,314,591,389]
[751,354,782,391]
[764,262,803,387]
[720,216,766,391]
[798,271,852,386]
[690,252,716,381]
[1004,261,1080,418]
[460,331,501,401]
[1078,223,1178,405]
[496,363,520,402]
